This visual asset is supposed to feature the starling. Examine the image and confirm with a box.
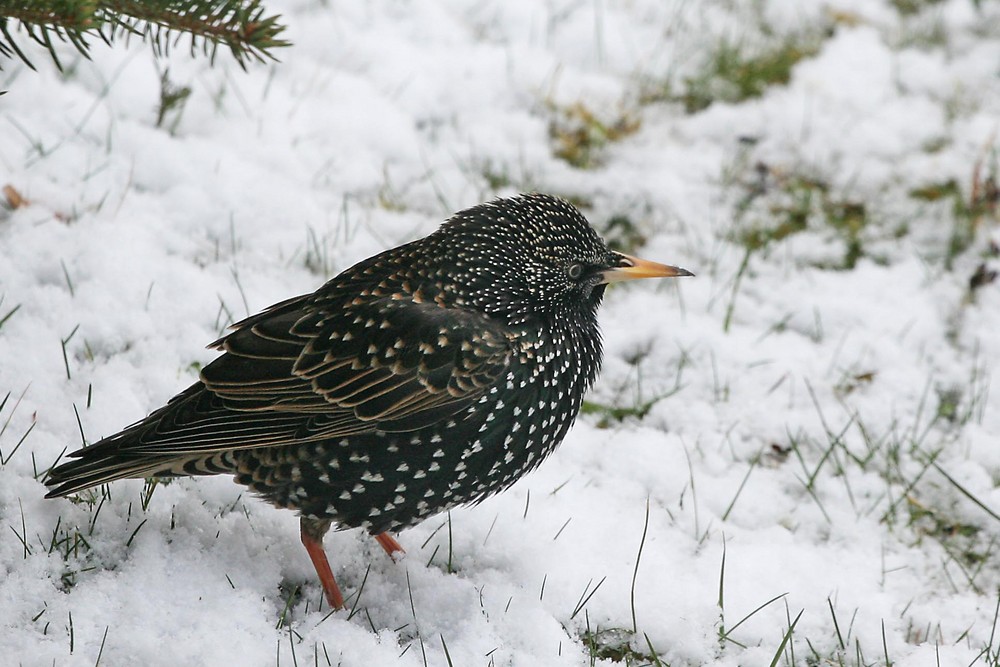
[45,193,692,609]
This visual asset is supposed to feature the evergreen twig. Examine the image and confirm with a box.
[0,0,288,71]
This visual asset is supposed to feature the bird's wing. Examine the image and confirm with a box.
[119,294,514,455]
[209,294,514,416]
[64,295,515,461]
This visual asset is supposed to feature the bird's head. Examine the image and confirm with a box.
[430,194,692,326]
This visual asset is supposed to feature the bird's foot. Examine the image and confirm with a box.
[300,518,344,610]
[374,532,405,562]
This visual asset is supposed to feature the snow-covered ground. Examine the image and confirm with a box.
[2,1,999,665]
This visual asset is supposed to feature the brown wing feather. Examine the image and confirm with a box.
[193,294,513,442]
[48,292,514,486]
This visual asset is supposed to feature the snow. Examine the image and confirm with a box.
[1,0,999,665]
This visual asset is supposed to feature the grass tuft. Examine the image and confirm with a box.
[548,102,641,169]
[569,576,606,620]
[601,214,648,255]
[768,608,803,667]
[643,33,823,114]
[155,67,192,133]
[737,170,871,270]
[275,583,301,630]
[890,0,946,16]
[909,140,998,267]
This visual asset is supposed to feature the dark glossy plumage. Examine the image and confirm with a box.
[46,193,691,608]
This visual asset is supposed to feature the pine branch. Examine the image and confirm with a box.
[0,2,100,70]
[0,0,288,71]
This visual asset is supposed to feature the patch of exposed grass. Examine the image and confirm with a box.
[578,625,660,665]
[643,35,823,114]
[909,145,998,268]
[907,493,998,596]
[728,370,1000,663]
[477,159,515,192]
[890,0,947,15]
[722,162,877,331]
[600,214,648,255]
[737,171,871,270]
[155,67,191,134]
[580,397,662,427]
[548,102,641,169]
[49,488,108,589]
[583,345,688,428]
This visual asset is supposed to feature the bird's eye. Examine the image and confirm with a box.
[567,263,585,280]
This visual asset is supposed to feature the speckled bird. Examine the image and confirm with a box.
[45,193,692,609]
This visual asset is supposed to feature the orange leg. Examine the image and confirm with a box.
[374,532,405,561]
[300,518,344,610]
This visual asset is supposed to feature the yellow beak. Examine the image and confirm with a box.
[600,252,694,283]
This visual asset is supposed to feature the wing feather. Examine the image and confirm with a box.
[53,292,514,471]
[102,295,517,458]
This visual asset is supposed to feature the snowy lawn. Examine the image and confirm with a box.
[1,1,999,665]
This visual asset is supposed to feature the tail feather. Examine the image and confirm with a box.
[44,455,185,497]
[44,449,238,498]
[44,382,242,497]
